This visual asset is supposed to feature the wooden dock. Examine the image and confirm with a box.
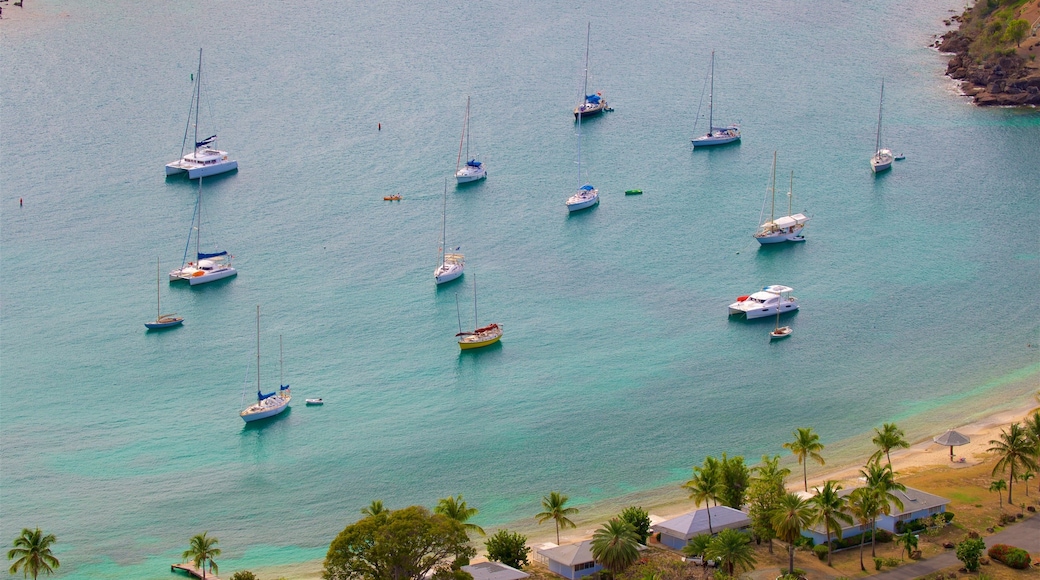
[171,562,221,580]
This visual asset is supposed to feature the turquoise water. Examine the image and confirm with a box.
[2,0,1038,578]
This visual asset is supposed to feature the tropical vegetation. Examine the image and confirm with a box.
[987,421,1038,505]
[702,528,756,577]
[182,532,220,580]
[955,537,986,572]
[435,495,486,537]
[681,463,722,533]
[6,528,60,580]
[323,505,473,580]
[590,518,640,575]
[770,492,814,576]
[618,507,651,545]
[746,454,790,554]
[361,500,388,517]
[859,460,905,557]
[484,530,530,570]
[808,480,852,566]
[535,491,578,545]
[783,427,825,492]
[870,423,910,468]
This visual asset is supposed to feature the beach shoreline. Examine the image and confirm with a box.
[250,382,1039,579]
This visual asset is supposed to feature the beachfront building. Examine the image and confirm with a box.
[462,561,529,580]
[653,506,752,550]
[536,540,602,580]
[803,486,951,545]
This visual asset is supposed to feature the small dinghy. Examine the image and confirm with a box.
[383,194,401,201]
[305,398,324,405]
[625,189,643,195]
[894,154,905,161]
[769,326,792,339]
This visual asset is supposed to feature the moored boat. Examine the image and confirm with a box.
[692,51,741,148]
[165,49,237,179]
[240,309,291,423]
[754,153,811,245]
[728,285,799,319]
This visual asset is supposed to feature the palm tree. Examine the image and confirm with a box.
[435,494,485,536]
[182,532,220,580]
[897,531,918,560]
[988,422,1038,505]
[536,491,578,544]
[1020,471,1035,497]
[860,460,905,557]
[847,488,880,571]
[870,423,910,468]
[809,481,852,566]
[590,518,640,575]
[681,534,712,562]
[749,454,791,554]
[783,427,826,492]
[1025,410,1040,495]
[770,493,813,576]
[989,479,1007,509]
[703,529,757,577]
[361,500,388,517]
[682,466,722,534]
[7,528,59,580]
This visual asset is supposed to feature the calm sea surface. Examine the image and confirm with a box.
[2,0,1038,578]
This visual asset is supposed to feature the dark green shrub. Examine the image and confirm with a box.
[943,511,955,523]
[793,535,814,549]
[875,529,893,543]
[956,538,987,572]
[484,530,530,569]
[813,544,829,561]
[618,506,651,545]
[873,557,884,571]
[230,573,258,580]
[883,557,901,567]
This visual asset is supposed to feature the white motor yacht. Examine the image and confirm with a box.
[728,285,799,319]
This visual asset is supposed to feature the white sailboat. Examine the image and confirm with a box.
[165,48,238,179]
[870,80,894,174]
[754,152,810,245]
[455,274,502,350]
[770,307,793,339]
[573,23,608,119]
[455,96,486,183]
[169,177,237,286]
[692,50,740,148]
[434,180,464,284]
[565,102,599,212]
[145,258,183,329]
[241,306,291,423]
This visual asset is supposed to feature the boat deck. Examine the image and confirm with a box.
[171,563,221,580]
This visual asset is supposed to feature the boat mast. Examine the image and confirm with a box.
[875,79,885,154]
[195,178,202,261]
[769,151,777,222]
[456,98,467,173]
[788,170,794,216]
[576,98,583,186]
[440,179,447,265]
[156,257,161,318]
[455,293,463,334]
[194,48,202,155]
[472,274,478,329]
[581,23,591,105]
[256,305,261,398]
[279,335,284,388]
[707,50,715,131]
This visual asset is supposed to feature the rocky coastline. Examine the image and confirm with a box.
[935,5,1040,106]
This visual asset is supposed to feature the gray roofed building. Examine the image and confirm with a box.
[804,486,951,545]
[536,540,601,580]
[654,506,751,550]
[461,561,529,580]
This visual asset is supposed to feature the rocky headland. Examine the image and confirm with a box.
[936,0,1040,106]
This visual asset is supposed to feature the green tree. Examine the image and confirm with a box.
[770,493,813,576]
[535,492,578,545]
[590,518,640,575]
[809,481,852,567]
[896,532,918,560]
[362,500,388,517]
[955,537,986,572]
[618,507,651,545]
[230,572,258,580]
[718,454,751,509]
[1020,471,1035,497]
[323,505,474,580]
[484,530,530,570]
[1003,18,1030,46]
[682,465,722,534]
[182,532,221,580]
[989,479,1007,509]
[870,423,910,468]
[681,534,712,561]
[435,495,485,537]
[703,529,757,577]
[747,455,790,554]
[1026,410,1040,495]
[6,528,59,580]
[847,488,880,571]
[784,427,826,492]
[860,460,905,557]
[988,422,1038,505]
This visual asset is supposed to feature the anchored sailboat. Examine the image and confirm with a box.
[692,50,740,148]
[165,48,238,179]
[434,179,464,284]
[754,152,810,245]
[870,80,894,173]
[455,97,486,183]
[240,306,291,423]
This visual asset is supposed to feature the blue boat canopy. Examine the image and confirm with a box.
[198,250,227,260]
[466,159,482,167]
[196,134,217,148]
[280,384,290,391]
[585,94,601,104]
[580,184,595,191]
[257,390,276,401]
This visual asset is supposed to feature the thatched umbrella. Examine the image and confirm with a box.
[934,429,970,461]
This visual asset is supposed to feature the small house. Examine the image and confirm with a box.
[461,561,529,580]
[654,506,752,550]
